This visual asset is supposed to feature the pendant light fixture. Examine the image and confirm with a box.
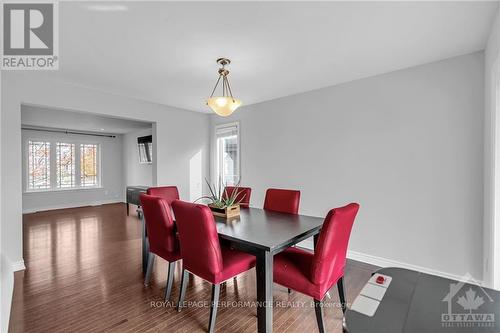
[207,58,242,117]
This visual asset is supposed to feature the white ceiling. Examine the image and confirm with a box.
[21,105,152,134]
[46,1,498,113]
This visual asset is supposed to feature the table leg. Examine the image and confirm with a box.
[313,233,319,250]
[256,250,273,333]
[141,214,149,275]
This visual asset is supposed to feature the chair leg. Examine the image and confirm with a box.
[314,299,325,333]
[177,269,189,312]
[164,261,176,302]
[208,284,220,333]
[144,253,155,286]
[337,276,347,314]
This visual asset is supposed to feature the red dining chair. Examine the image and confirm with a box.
[140,194,182,302]
[263,188,300,214]
[223,186,252,208]
[171,200,256,333]
[273,203,360,333]
[146,186,180,204]
[263,188,301,293]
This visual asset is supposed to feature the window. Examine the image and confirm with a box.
[81,144,99,187]
[25,139,100,192]
[215,123,240,185]
[56,143,75,188]
[28,141,51,190]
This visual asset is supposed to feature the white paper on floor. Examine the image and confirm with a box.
[350,274,392,317]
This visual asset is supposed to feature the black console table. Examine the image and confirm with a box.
[126,186,149,215]
[126,185,149,273]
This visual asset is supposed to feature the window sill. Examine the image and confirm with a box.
[24,186,103,194]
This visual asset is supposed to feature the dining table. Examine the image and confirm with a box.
[141,207,325,333]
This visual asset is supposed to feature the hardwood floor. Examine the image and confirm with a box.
[10,203,378,332]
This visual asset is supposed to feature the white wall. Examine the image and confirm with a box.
[1,72,210,331]
[0,68,8,333]
[0,254,12,333]
[123,128,154,187]
[212,52,485,281]
[485,6,500,288]
[21,129,125,213]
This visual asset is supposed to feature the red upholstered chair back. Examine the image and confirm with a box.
[263,188,300,214]
[310,203,359,285]
[139,194,178,254]
[146,186,180,205]
[171,200,223,281]
[223,186,252,208]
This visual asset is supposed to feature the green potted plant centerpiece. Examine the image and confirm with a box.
[197,178,245,219]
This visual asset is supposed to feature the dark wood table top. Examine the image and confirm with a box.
[214,207,324,253]
[345,267,500,333]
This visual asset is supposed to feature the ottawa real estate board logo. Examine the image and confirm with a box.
[441,273,495,329]
[2,2,59,70]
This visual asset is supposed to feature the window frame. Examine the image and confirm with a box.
[214,122,241,186]
[24,137,102,193]
[56,142,76,189]
[80,142,102,188]
[26,140,51,191]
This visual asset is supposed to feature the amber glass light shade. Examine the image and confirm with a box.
[207,97,242,117]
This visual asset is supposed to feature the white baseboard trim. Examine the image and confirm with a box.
[347,250,479,283]
[1,254,15,333]
[298,241,470,282]
[22,199,124,214]
[11,260,25,272]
